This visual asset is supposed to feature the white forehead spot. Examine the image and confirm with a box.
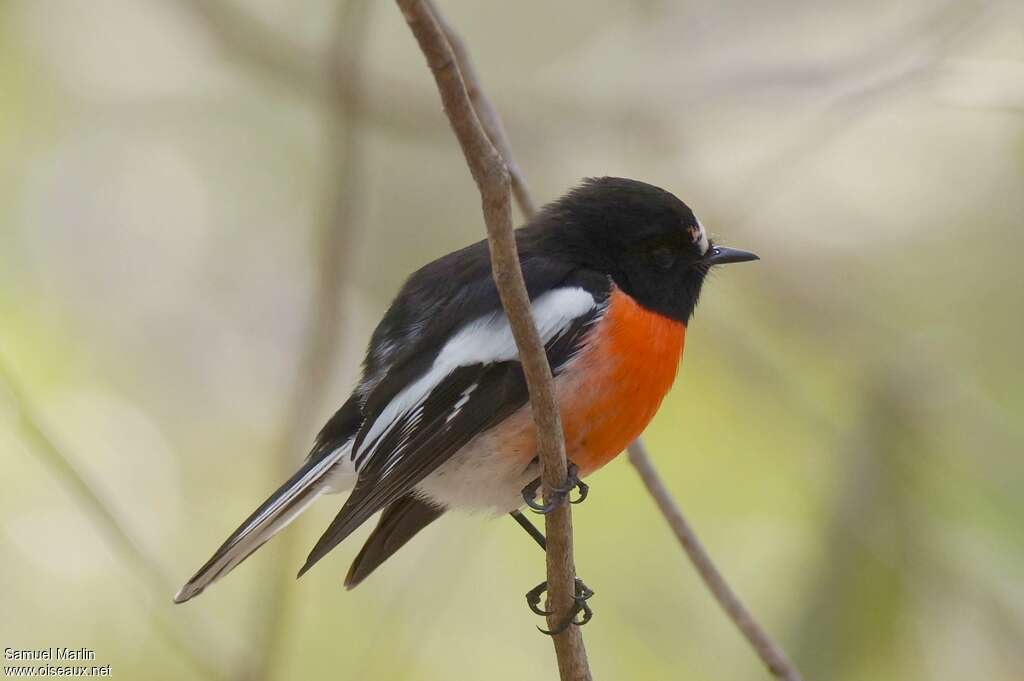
[691,218,709,255]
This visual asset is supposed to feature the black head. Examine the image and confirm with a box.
[531,177,757,323]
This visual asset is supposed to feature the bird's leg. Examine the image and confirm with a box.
[524,578,595,635]
[520,462,589,514]
[509,510,595,635]
[511,508,546,550]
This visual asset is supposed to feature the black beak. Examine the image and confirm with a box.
[703,246,759,266]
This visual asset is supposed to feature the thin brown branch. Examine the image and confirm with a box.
[237,2,373,681]
[627,439,803,681]
[393,1,590,679]
[0,361,230,681]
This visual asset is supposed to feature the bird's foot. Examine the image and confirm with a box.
[521,463,589,514]
[525,577,595,635]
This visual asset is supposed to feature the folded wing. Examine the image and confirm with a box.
[298,282,608,577]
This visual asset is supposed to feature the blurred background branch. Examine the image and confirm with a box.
[628,440,802,681]
[177,0,324,101]
[425,0,536,220]
[0,360,229,681]
[238,2,373,680]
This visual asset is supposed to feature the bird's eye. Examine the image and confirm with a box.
[650,246,676,269]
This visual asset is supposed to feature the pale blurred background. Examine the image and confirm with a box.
[2,1,1023,679]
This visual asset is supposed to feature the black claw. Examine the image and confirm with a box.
[522,492,558,514]
[527,499,559,514]
[551,464,583,497]
[525,582,553,616]
[526,578,595,636]
[520,478,544,511]
[537,618,572,636]
[570,479,589,505]
[575,602,593,626]
[521,464,589,514]
[537,597,593,636]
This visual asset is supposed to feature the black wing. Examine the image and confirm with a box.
[298,269,608,577]
[357,226,584,400]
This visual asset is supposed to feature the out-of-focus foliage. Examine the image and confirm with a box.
[1,1,1022,680]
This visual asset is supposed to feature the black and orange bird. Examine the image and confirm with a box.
[174,177,758,630]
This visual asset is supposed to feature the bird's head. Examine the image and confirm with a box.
[534,177,758,323]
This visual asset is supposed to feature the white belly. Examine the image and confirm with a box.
[413,404,541,515]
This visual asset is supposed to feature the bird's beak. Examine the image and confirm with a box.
[702,246,759,265]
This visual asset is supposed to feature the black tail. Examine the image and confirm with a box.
[344,495,445,589]
[174,397,362,603]
[173,453,342,603]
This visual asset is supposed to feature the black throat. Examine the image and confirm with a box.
[522,223,709,324]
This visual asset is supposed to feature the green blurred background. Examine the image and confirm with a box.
[2,1,1022,679]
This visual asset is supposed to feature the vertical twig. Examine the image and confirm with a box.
[0,362,229,681]
[627,440,804,681]
[241,2,373,680]
[393,2,591,679]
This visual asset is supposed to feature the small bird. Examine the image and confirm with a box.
[174,177,757,628]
